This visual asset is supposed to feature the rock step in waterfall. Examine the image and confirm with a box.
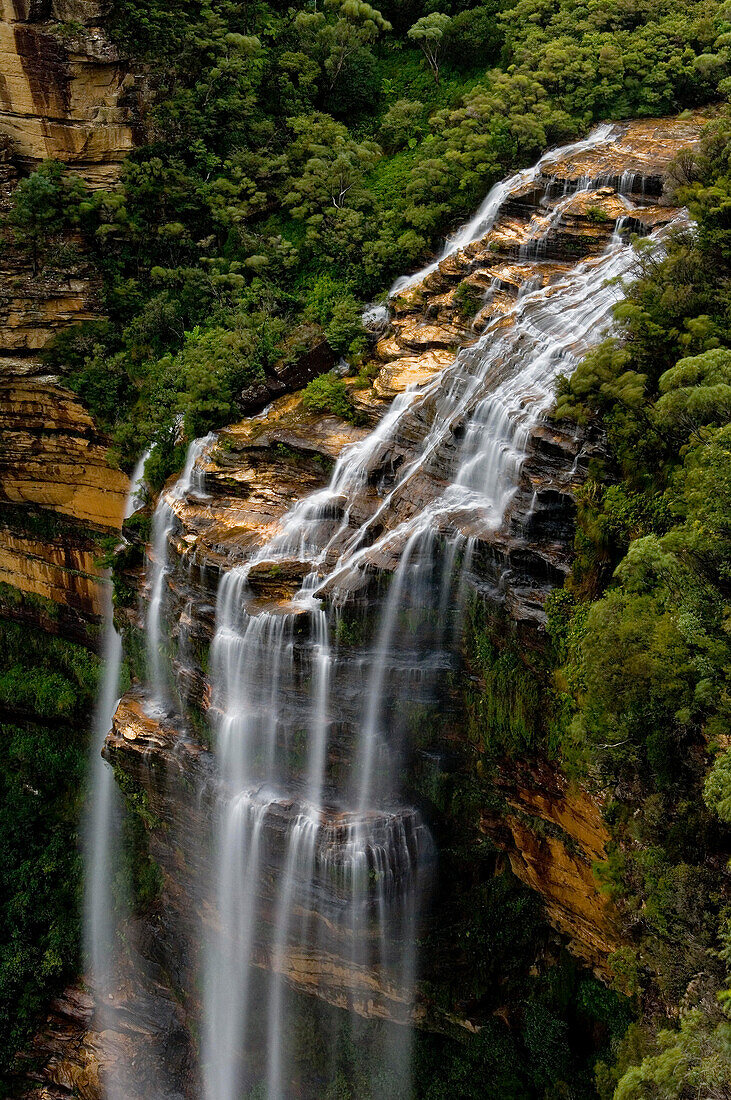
[98,113,701,1100]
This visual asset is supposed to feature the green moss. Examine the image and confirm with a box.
[113,764,162,830]
[585,206,613,225]
[452,280,484,320]
[462,598,556,758]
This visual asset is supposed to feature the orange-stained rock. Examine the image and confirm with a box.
[0,375,128,635]
[0,0,134,185]
[373,349,455,397]
[0,380,128,525]
[481,759,621,976]
[0,3,133,634]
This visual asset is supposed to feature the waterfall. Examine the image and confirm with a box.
[126,126,687,1098]
[83,450,151,1099]
[84,596,122,999]
[145,434,215,710]
[389,121,616,297]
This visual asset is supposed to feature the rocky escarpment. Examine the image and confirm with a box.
[12,974,193,1100]
[0,0,134,186]
[482,758,620,976]
[0,376,128,640]
[0,0,135,638]
[100,112,704,1076]
[104,694,435,1030]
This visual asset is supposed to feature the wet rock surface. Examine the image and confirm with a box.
[11,967,194,1100]
[103,693,439,1033]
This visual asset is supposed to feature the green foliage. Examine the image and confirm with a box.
[407,13,452,84]
[464,598,562,757]
[613,1010,731,1100]
[5,0,720,486]
[548,108,731,1087]
[9,159,87,275]
[452,279,484,319]
[301,371,360,422]
[379,98,424,152]
[303,274,366,355]
[655,347,731,441]
[0,622,100,1068]
[704,750,731,824]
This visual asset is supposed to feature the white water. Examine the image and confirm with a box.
[84,598,122,998]
[124,446,153,518]
[389,122,615,297]
[83,452,152,1100]
[145,434,215,709]
[129,127,685,1098]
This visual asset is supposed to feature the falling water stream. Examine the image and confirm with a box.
[83,450,151,1099]
[116,123,688,1098]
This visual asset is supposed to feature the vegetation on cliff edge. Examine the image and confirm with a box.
[546,109,731,1096]
[9,0,730,486]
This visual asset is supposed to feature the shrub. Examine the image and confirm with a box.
[301,371,359,422]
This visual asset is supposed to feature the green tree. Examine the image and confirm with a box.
[613,1011,731,1100]
[282,113,380,253]
[407,13,452,85]
[655,348,731,441]
[9,160,86,275]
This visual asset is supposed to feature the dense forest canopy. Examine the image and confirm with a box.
[15,0,729,481]
[3,0,731,1096]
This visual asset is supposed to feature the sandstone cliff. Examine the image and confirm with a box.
[0,0,133,639]
[0,0,134,186]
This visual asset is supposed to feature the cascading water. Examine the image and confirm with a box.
[83,451,151,1100]
[128,124,688,1098]
[389,121,615,297]
[146,433,215,710]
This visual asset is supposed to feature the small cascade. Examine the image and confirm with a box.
[83,453,154,1099]
[122,119,695,1098]
[124,445,153,518]
[145,433,215,709]
[389,122,615,296]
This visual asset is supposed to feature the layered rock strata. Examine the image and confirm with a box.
[0,0,136,634]
[0,373,128,639]
[105,693,436,1030]
[0,0,134,185]
[482,759,620,975]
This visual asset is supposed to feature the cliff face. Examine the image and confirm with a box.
[100,113,701,1080]
[482,759,620,975]
[0,0,133,641]
[6,112,704,1096]
[0,376,128,639]
[0,0,134,186]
